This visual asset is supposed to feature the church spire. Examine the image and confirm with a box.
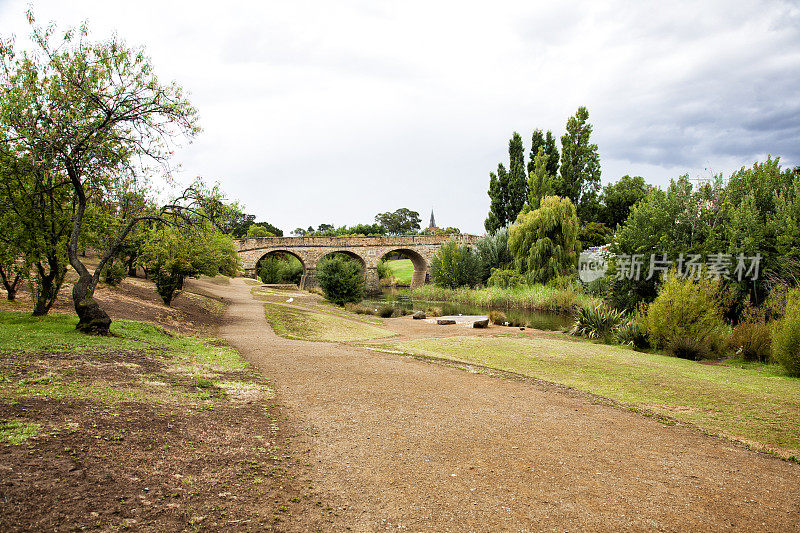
[428,210,437,230]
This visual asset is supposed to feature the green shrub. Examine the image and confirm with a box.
[772,288,800,376]
[258,256,303,284]
[488,310,507,324]
[487,268,525,289]
[571,302,626,341]
[102,260,126,287]
[646,273,727,354]
[430,240,481,289]
[614,314,650,349]
[728,321,772,363]
[376,305,395,318]
[376,260,389,280]
[316,256,364,306]
[666,336,712,361]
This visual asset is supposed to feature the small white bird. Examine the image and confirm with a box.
[286,297,294,303]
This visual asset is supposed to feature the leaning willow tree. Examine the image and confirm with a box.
[0,12,200,334]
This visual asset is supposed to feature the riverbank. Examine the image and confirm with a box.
[411,283,600,313]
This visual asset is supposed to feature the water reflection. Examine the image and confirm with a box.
[364,287,573,332]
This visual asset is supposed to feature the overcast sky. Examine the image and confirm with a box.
[2,0,798,235]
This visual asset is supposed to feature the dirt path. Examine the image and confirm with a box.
[198,278,800,532]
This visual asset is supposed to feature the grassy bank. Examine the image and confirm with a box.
[263,302,395,342]
[383,335,800,458]
[0,310,335,530]
[384,259,413,286]
[412,284,600,313]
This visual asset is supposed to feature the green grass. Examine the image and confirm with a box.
[0,310,256,413]
[386,335,800,456]
[0,420,41,444]
[251,288,383,324]
[263,303,395,343]
[413,284,600,313]
[385,259,413,286]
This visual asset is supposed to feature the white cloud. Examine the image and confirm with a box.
[1,0,798,234]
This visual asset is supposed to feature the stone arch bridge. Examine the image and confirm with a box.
[235,234,479,293]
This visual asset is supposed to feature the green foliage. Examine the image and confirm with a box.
[485,164,509,232]
[141,224,239,305]
[772,288,800,376]
[429,240,481,289]
[578,221,612,248]
[666,336,713,361]
[571,302,626,342]
[527,147,554,211]
[527,129,559,180]
[375,209,421,235]
[647,273,727,354]
[729,321,772,363]
[601,175,652,229]
[257,255,303,284]
[101,260,127,287]
[476,227,510,282]
[487,268,525,289]
[557,106,601,215]
[508,196,580,284]
[246,225,275,238]
[507,132,527,222]
[614,314,650,349]
[316,256,364,306]
[376,260,389,280]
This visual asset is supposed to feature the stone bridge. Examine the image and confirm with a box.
[234,234,479,293]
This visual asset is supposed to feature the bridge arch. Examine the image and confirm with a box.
[379,248,429,289]
[255,250,307,284]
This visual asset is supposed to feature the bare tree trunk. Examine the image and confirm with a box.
[0,266,21,301]
[31,255,65,316]
[72,270,111,334]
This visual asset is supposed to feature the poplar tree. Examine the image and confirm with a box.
[558,107,601,213]
[507,132,527,223]
[528,129,559,179]
[527,147,553,210]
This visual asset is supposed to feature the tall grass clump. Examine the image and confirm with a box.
[727,305,771,363]
[414,283,599,314]
[772,287,800,376]
[571,302,626,341]
[613,304,650,349]
[647,273,727,356]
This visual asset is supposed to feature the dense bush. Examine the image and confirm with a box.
[727,303,771,363]
[476,228,509,281]
[772,288,800,376]
[376,260,389,280]
[429,240,481,289]
[571,302,626,341]
[646,273,727,354]
[614,315,650,349]
[666,336,713,361]
[102,260,126,287]
[258,256,303,284]
[315,255,364,306]
[487,268,525,289]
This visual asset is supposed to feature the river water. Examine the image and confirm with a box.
[363,287,574,332]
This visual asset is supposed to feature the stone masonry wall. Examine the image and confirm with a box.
[235,234,479,292]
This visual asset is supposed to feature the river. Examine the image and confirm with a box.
[363,287,574,331]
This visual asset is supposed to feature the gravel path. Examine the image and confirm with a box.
[199,278,800,532]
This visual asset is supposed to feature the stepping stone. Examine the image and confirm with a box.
[436,318,456,325]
